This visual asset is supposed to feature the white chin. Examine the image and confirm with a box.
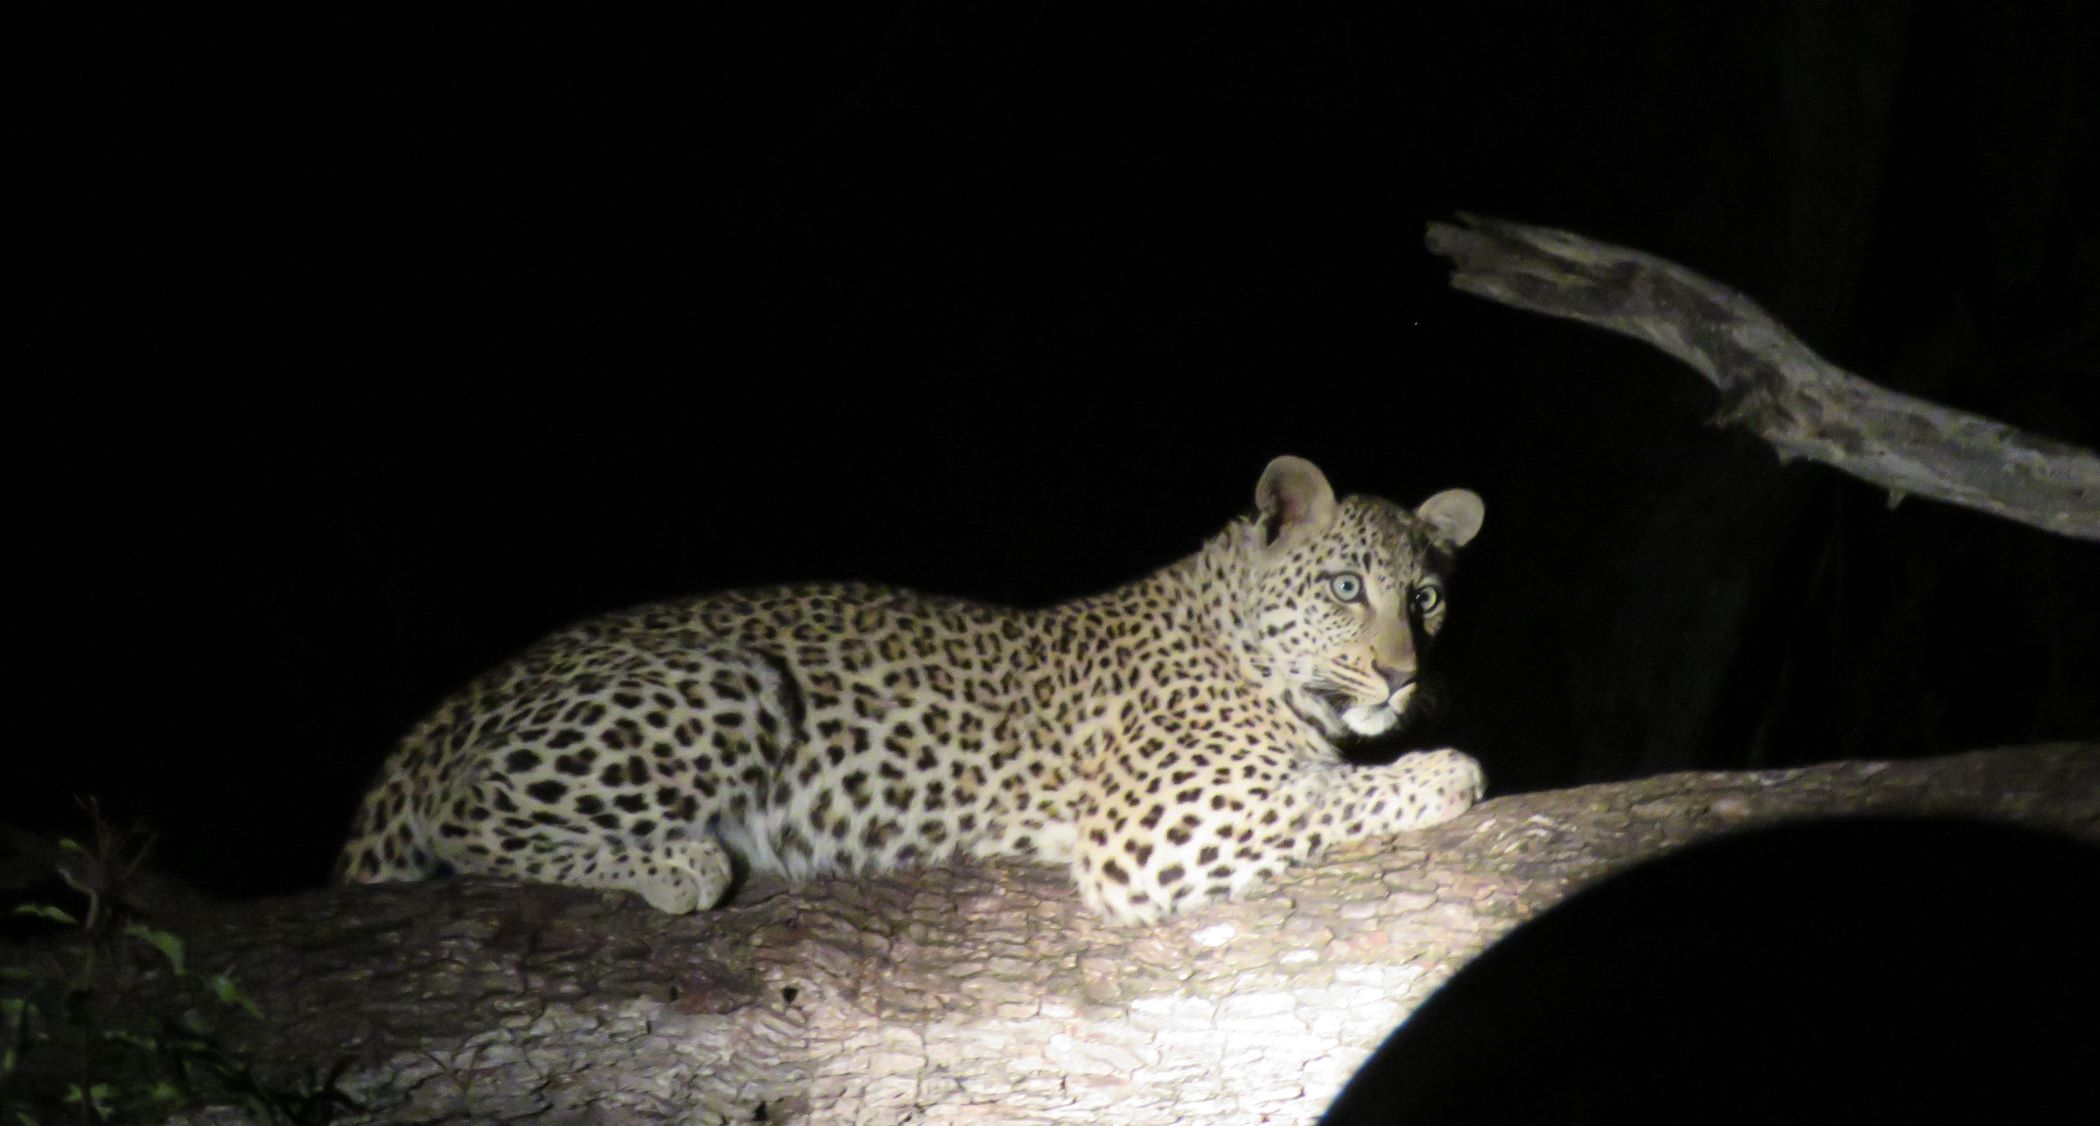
[1341,705,1400,737]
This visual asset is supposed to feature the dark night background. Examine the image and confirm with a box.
[9,3,2096,902]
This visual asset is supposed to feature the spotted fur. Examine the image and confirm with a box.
[337,457,1487,924]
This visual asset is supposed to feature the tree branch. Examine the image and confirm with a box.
[64,743,2081,1123]
[1425,214,2100,541]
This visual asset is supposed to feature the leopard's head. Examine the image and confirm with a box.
[1241,456,1483,739]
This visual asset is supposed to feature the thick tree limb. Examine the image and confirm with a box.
[12,744,2072,1123]
[1425,214,2100,541]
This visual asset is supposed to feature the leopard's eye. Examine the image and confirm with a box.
[1410,585,1444,615]
[1328,573,1365,603]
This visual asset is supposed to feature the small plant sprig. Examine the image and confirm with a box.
[0,799,349,1124]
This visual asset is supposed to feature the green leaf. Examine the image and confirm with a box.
[16,1110,43,1126]
[57,838,85,854]
[63,1082,118,1120]
[147,1081,182,1103]
[9,905,76,926]
[206,975,263,1019]
[0,967,36,980]
[100,1029,157,1051]
[123,924,186,976]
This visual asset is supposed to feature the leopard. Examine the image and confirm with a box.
[336,456,1487,925]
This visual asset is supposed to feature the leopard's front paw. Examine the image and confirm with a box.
[1400,747,1486,827]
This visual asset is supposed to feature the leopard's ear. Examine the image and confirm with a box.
[1255,456,1337,552]
[1415,489,1485,549]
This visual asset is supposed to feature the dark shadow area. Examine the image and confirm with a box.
[1323,818,2100,1122]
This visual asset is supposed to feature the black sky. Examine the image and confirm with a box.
[11,4,2097,898]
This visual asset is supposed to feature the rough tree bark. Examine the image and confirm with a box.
[1425,214,2100,541]
[23,743,2078,1123]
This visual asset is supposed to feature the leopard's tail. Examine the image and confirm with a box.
[334,752,441,886]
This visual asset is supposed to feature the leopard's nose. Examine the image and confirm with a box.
[1377,665,1415,695]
